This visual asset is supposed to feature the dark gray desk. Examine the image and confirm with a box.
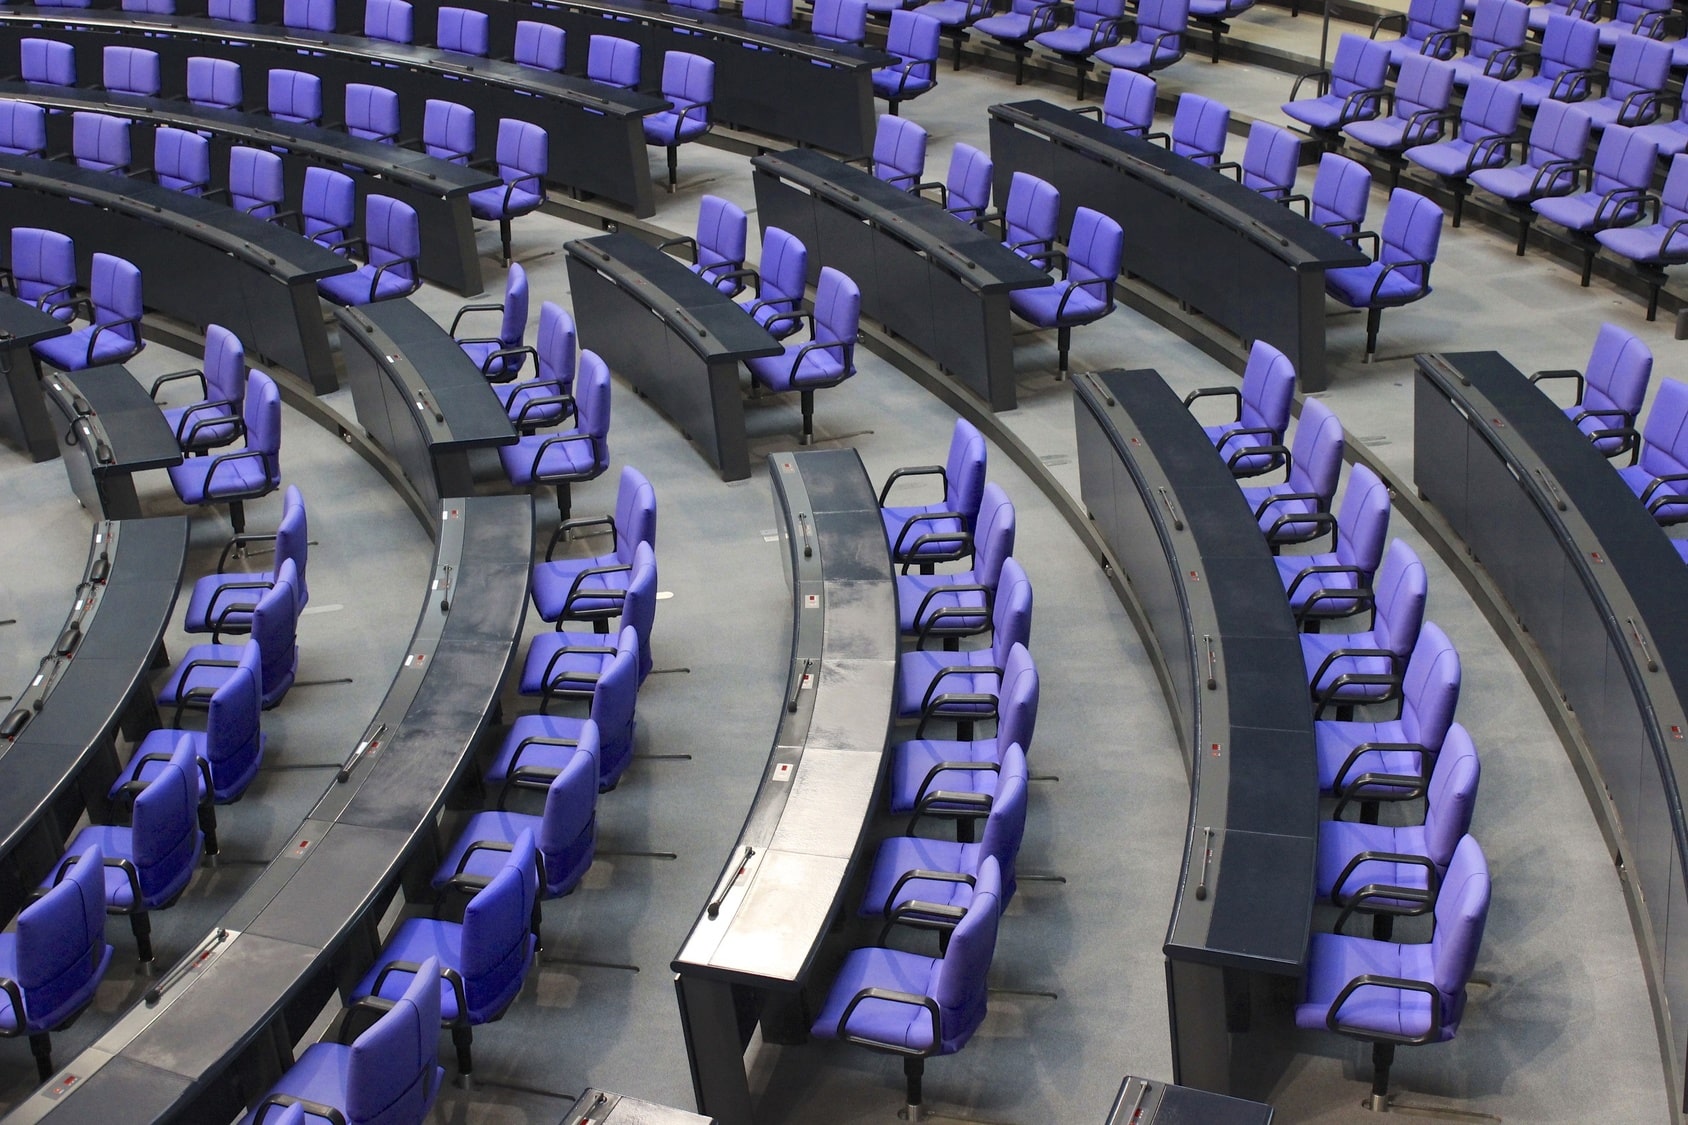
[40,366,184,519]
[0,155,355,391]
[0,297,70,461]
[565,233,781,482]
[0,80,498,296]
[402,0,890,159]
[1074,370,1316,1101]
[0,516,187,928]
[1414,352,1688,1113]
[751,148,1051,413]
[672,450,896,1125]
[990,102,1368,393]
[336,300,516,512]
[4,493,532,1125]
[1106,1076,1275,1124]
[565,1089,715,1124]
[0,7,669,218]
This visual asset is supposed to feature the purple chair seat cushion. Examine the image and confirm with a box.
[896,574,988,634]
[1314,721,1425,792]
[897,651,1001,718]
[469,183,544,219]
[497,434,598,486]
[859,836,981,917]
[1007,279,1110,324]
[1295,932,1436,1038]
[810,946,940,1051]
[1303,633,1396,700]
[531,556,624,621]
[888,736,1006,813]
[168,456,271,504]
[1315,820,1433,901]
[33,327,136,369]
[1325,261,1428,306]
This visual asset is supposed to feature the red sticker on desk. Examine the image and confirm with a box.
[1188,570,1200,582]
[404,653,426,667]
[1210,743,1222,758]
[1590,551,1605,564]
[1672,726,1683,741]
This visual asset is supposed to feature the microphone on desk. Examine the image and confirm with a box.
[1194,826,1213,901]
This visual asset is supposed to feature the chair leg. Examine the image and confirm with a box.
[889,100,901,117]
[1056,325,1071,376]
[228,500,246,535]
[199,801,220,857]
[949,29,964,70]
[500,218,513,267]
[556,481,573,521]
[1450,181,1468,228]
[667,144,678,193]
[1513,210,1532,256]
[1362,307,1382,364]
[1013,48,1026,85]
[1073,60,1088,101]
[29,1033,53,1082]
[1367,1041,1396,1112]
[1210,24,1221,63]
[1579,245,1594,287]
[1371,913,1395,941]
[1647,276,1662,321]
[130,910,154,964]
[799,389,815,445]
[903,1056,927,1121]
[451,1023,474,1078]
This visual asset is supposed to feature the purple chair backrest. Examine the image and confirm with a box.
[1404,0,1462,48]
[1590,126,1657,224]
[365,195,419,279]
[228,146,283,217]
[887,8,941,76]
[1430,835,1490,1033]
[1401,621,1461,750]
[1311,152,1371,235]
[1242,120,1299,198]
[1467,0,1527,62]
[587,35,641,87]
[283,0,334,30]
[539,721,599,865]
[209,0,257,19]
[268,70,322,125]
[1135,0,1188,48]
[203,323,246,411]
[10,227,74,310]
[1607,33,1670,104]
[495,117,547,183]
[991,557,1033,666]
[154,126,210,194]
[303,166,355,246]
[21,39,75,86]
[207,640,263,773]
[18,842,105,1021]
[366,0,413,43]
[942,418,987,522]
[346,954,442,1123]
[873,114,927,188]
[1171,93,1228,166]
[1004,172,1059,264]
[612,464,657,560]
[812,0,868,42]
[590,626,640,762]
[1331,33,1388,101]
[623,541,658,681]
[1102,69,1155,135]
[946,143,994,224]
[1373,539,1428,659]
[437,6,489,54]
[1240,339,1295,435]
[1458,75,1521,143]
[757,226,807,319]
[254,556,299,694]
[930,855,1001,1052]
[1641,378,1688,478]
[1333,462,1391,575]
[459,830,536,1017]
[344,83,400,143]
[123,0,176,13]
[979,745,1028,902]
[89,252,141,335]
[1584,323,1652,420]
[423,99,476,164]
[1524,99,1590,196]
[103,46,160,96]
[1068,207,1123,293]
[514,21,566,71]
[1423,722,1480,868]
[133,738,199,899]
[696,194,748,280]
[974,482,1016,588]
[1394,53,1455,125]
[662,50,713,110]
[1538,14,1597,92]
[244,370,283,479]
[1287,397,1345,501]
[0,100,46,157]
[536,300,577,395]
[276,484,309,606]
[998,642,1039,753]
[575,349,612,458]
[188,57,242,110]
[743,0,794,26]
[1378,189,1443,294]
[73,112,130,174]
[497,263,529,349]
[814,266,861,364]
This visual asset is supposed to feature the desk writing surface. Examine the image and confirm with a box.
[0,296,70,346]
[50,367,184,471]
[766,747,885,856]
[818,580,898,659]
[243,822,414,948]
[705,849,851,982]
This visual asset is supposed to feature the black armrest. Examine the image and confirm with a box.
[877,463,947,506]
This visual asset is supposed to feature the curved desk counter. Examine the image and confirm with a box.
[0,79,499,296]
[1414,351,1688,1112]
[0,154,354,391]
[990,102,1368,393]
[41,365,184,520]
[672,449,897,1125]
[0,8,668,218]
[752,148,1051,413]
[1073,370,1316,1102]
[0,297,70,462]
[3,493,532,1125]
[0,515,187,928]
[335,300,516,514]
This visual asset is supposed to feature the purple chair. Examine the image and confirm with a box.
[316,195,422,305]
[1616,377,1688,525]
[1576,33,1670,132]
[19,39,75,87]
[976,0,1064,85]
[208,0,257,19]
[216,145,284,219]
[1446,0,1528,86]
[434,721,599,899]
[245,955,443,1125]
[283,0,334,30]
[889,642,1037,827]
[1238,396,1345,550]
[498,347,610,519]
[1532,124,1656,286]
[1507,13,1597,110]
[1595,0,1672,49]
[1369,0,1462,66]
[5,227,76,322]
[1470,99,1591,255]
[452,262,529,381]
[1301,538,1428,714]
[894,558,1031,735]
[1342,54,1455,189]
[32,252,144,371]
[737,226,808,341]
[897,482,1013,644]
[0,841,111,1080]
[1185,337,1295,478]
[291,166,356,251]
[1315,621,1460,803]
[1076,68,1155,137]
[1291,151,1372,238]
[744,267,861,445]
[1325,188,1445,361]
[71,112,130,175]
[1033,0,1124,99]
[166,370,282,534]
[1150,91,1229,168]
[875,9,941,112]
[1000,171,1059,270]
[1006,205,1123,373]
[1317,723,1479,940]
[489,626,640,790]
[1531,322,1653,456]
[151,321,247,454]
[918,142,994,227]
[365,0,413,43]
[811,857,1002,1122]
[513,20,566,71]
[917,0,993,71]
[419,98,476,165]
[660,195,749,295]
[160,558,298,717]
[520,540,656,692]
[1221,119,1300,201]
[1526,0,1597,33]
[1092,0,1189,80]
[1282,34,1388,145]
[267,69,323,127]
[496,299,576,432]
[183,484,309,633]
[643,51,713,191]
[1188,0,1254,64]
[1275,462,1392,628]
[587,34,641,89]
[1634,85,1688,162]
[103,45,159,97]
[186,57,243,112]
[468,119,547,266]
[1404,74,1522,226]
[1296,835,1489,1114]
[122,0,175,11]
[859,745,1027,927]
[811,0,869,44]
[437,6,489,55]
[343,83,400,144]
[151,126,211,196]
[0,100,46,158]
[743,0,795,27]
[1596,153,1688,319]
[530,463,655,623]
[868,114,928,191]
[880,418,987,571]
